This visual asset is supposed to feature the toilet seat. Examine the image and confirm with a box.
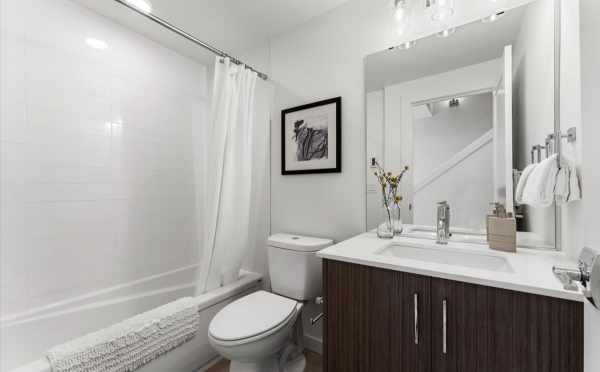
[209,291,298,343]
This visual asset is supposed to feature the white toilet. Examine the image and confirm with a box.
[208,233,333,372]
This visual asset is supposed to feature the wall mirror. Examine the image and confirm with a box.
[364,0,560,249]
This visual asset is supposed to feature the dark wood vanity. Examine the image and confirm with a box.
[323,259,584,372]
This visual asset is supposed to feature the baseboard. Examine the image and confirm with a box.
[303,334,323,355]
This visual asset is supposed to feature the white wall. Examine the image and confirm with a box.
[413,95,493,184]
[580,0,600,370]
[0,0,207,357]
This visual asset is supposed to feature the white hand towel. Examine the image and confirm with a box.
[521,154,559,207]
[515,163,537,204]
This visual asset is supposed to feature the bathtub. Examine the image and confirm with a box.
[2,270,262,372]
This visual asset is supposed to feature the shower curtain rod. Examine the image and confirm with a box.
[113,0,269,80]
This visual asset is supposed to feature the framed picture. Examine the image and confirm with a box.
[281,97,342,175]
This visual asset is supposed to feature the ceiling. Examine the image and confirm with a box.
[75,0,351,64]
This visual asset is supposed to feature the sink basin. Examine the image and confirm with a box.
[375,243,514,273]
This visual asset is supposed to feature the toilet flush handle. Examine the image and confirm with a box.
[310,313,324,325]
[310,296,325,325]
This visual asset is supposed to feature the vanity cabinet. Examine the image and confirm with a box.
[323,259,583,372]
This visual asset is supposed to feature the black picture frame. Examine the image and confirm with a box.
[281,97,342,175]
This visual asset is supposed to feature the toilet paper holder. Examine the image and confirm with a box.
[553,246,600,310]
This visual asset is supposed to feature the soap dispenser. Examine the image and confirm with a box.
[486,202,517,253]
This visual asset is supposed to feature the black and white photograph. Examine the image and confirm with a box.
[281,97,341,174]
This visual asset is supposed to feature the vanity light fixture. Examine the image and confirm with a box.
[449,98,460,107]
[436,28,456,38]
[125,0,152,13]
[393,1,455,38]
[482,11,505,23]
[85,38,108,50]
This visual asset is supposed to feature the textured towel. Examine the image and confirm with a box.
[515,163,537,204]
[46,297,200,372]
[555,155,582,205]
[568,165,582,202]
[521,154,559,207]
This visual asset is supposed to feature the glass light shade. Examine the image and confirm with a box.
[431,0,455,21]
[394,6,406,21]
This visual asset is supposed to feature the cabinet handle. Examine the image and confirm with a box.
[442,299,447,355]
[414,292,419,345]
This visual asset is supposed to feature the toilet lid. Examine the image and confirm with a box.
[209,291,297,341]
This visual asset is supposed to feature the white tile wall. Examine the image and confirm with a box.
[0,0,207,317]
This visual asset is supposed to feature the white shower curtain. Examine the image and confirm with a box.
[196,57,258,294]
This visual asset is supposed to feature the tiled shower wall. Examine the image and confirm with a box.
[0,0,207,318]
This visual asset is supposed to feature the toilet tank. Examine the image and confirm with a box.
[267,233,333,301]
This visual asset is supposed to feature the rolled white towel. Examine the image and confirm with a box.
[46,297,200,372]
[515,163,537,204]
[521,154,559,207]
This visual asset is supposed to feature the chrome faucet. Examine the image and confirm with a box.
[436,201,451,245]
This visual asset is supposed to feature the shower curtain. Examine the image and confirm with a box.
[196,57,259,294]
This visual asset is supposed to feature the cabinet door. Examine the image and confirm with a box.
[397,272,431,372]
[431,278,584,372]
[323,260,371,372]
[369,266,400,371]
[324,261,431,372]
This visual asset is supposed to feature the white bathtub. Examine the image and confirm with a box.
[2,270,262,372]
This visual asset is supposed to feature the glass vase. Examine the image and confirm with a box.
[377,205,394,239]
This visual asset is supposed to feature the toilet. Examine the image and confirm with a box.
[208,233,333,372]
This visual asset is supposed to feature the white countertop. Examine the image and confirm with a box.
[316,232,584,302]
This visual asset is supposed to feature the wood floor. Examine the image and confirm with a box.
[206,351,322,372]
